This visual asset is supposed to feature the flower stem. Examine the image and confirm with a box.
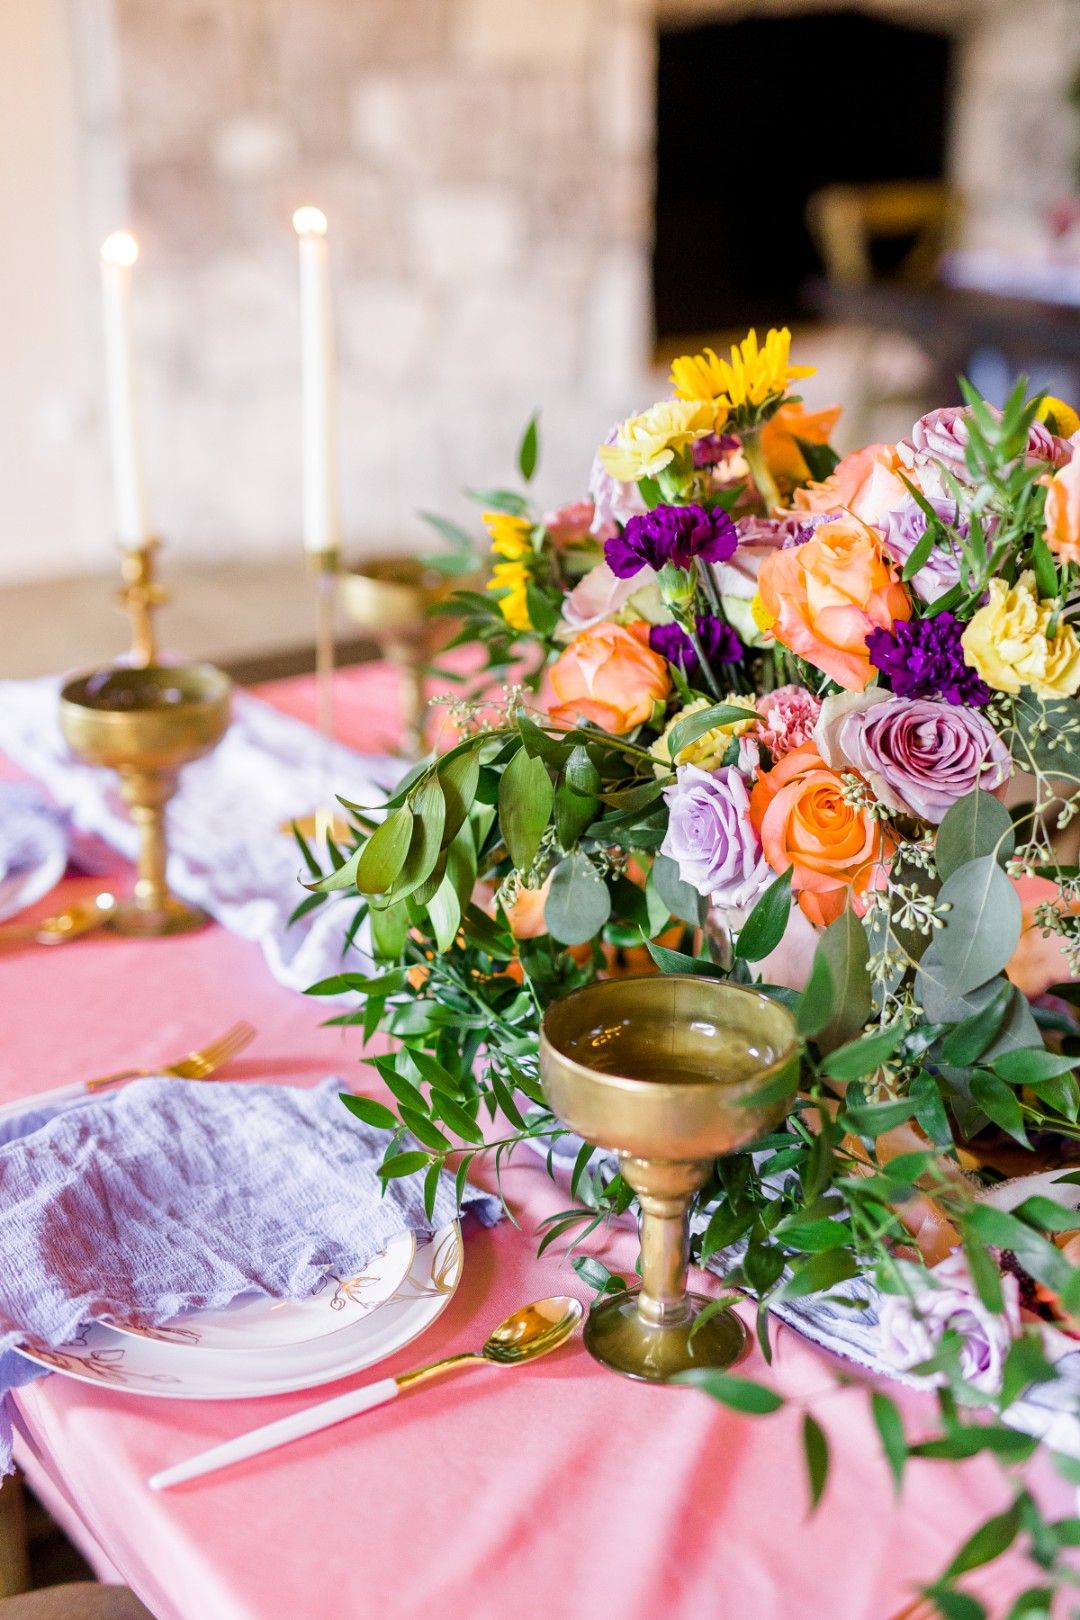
[741,429,782,515]
[682,617,725,701]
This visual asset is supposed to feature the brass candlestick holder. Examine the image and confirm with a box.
[58,542,231,937]
[540,976,800,1383]
[339,555,466,757]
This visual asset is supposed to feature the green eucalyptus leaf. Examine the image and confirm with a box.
[369,899,408,960]
[940,980,1013,1066]
[816,906,872,1052]
[437,749,480,845]
[545,853,611,946]
[651,853,708,928]
[823,1023,904,1081]
[674,1369,785,1414]
[797,948,835,1039]
[932,855,1022,998]
[427,873,463,953]
[935,791,1015,881]
[1009,693,1080,776]
[555,746,602,847]
[499,748,554,870]
[915,961,1041,1061]
[393,777,447,899]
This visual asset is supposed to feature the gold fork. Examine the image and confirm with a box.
[83,1021,256,1092]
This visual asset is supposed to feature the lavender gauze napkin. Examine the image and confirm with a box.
[0,1076,500,1470]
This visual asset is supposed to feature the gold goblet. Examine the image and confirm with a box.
[540,975,800,1383]
[339,555,468,757]
[60,664,231,937]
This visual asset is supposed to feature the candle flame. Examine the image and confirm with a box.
[100,230,139,268]
[292,206,328,238]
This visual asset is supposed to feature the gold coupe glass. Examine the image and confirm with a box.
[540,975,800,1383]
[60,664,231,937]
[338,555,468,757]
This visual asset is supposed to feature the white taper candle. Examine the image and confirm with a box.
[99,230,151,549]
[293,206,339,555]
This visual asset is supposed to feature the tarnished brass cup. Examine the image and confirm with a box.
[339,555,470,757]
[540,975,800,1383]
[60,664,231,937]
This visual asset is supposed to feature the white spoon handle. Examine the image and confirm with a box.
[148,1376,401,1490]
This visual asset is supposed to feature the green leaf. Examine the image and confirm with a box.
[823,1023,904,1081]
[802,1413,830,1512]
[933,856,1022,998]
[650,853,707,928]
[793,435,840,483]
[1012,1194,1080,1233]
[916,964,1041,1062]
[871,1391,906,1492]
[674,1369,785,1414]
[427,873,463,954]
[775,1248,858,1302]
[963,1231,1004,1313]
[910,1426,1037,1462]
[369,899,408,960]
[942,1498,1023,1580]
[842,1097,916,1137]
[431,1089,486,1145]
[339,1093,399,1131]
[925,1591,987,1620]
[940,980,1014,1066]
[1027,1069,1080,1121]
[311,843,364,893]
[1010,693,1080,776]
[935,791,1016,881]
[554,746,602,848]
[735,867,793,963]
[399,1105,452,1152]
[378,1150,430,1181]
[797,948,835,1039]
[899,524,935,582]
[524,582,560,637]
[1004,1588,1055,1620]
[498,748,554,870]
[644,939,725,978]
[394,777,447,899]
[964,1205,1071,1293]
[665,703,757,760]
[352,806,413,896]
[992,1047,1077,1085]
[544,853,612,946]
[571,1256,626,1299]
[1030,533,1059,600]
[437,749,480,845]
[1000,1332,1058,1408]
[970,1070,1030,1146]
[518,412,539,482]
[465,486,530,516]
[816,907,872,1053]
[422,1159,442,1222]
[419,511,475,553]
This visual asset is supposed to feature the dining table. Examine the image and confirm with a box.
[0,658,1073,1620]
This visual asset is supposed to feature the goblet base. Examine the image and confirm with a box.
[583,1289,747,1383]
[110,896,211,938]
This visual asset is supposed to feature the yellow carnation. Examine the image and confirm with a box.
[961,571,1080,699]
[650,694,758,776]
[597,399,715,484]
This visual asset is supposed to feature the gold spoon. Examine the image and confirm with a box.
[149,1296,584,1490]
[0,892,117,945]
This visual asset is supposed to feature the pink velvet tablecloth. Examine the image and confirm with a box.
[0,663,1073,1620]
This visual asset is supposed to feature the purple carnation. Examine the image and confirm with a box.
[649,615,742,683]
[605,503,737,579]
[660,764,772,908]
[866,613,992,707]
[692,433,740,469]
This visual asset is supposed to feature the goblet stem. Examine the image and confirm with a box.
[121,768,174,914]
[637,1195,692,1326]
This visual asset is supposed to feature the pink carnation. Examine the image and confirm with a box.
[755,685,822,759]
[543,499,611,547]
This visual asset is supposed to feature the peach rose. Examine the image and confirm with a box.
[549,620,671,733]
[1006,874,1080,997]
[793,443,909,525]
[504,878,551,940]
[757,514,912,691]
[1044,439,1080,567]
[749,741,891,926]
[759,401,842,486]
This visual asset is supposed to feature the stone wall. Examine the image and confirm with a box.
[57,0,1080,575]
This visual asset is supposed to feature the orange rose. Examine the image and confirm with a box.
[1044,444,1080,566]
[1006,874,1080,997]
[749,741,891,926]
[504,878,551,939]
[549,620,671,734]
[757,513,911,691]
[759,402,842,486]
[793,443,909,524]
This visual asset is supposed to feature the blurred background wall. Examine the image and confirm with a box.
[2,0,1080,591]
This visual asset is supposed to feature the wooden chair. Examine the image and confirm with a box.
[806,180,962,441]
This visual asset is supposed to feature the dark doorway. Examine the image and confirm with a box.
[653,10,956,341]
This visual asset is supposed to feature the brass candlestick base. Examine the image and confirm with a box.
[60,664,231,938]
[540,976,800,1383]
[339,555,471,757]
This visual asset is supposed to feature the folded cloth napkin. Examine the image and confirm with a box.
[0,676,404,991]
[0,784,69,922]
[0,1076,500,1468]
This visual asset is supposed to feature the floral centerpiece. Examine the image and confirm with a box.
[301,329,1080,1614]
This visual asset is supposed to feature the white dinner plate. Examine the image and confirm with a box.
[16,1223,461,1400]
[103,1230,416,1351]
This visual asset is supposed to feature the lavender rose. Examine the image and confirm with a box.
[589,425,648,534]
[815,689,1011,823]
[878,1250,1021,1395]
[661,764,772,908]
[878,495,964,603]
[900,404,1071,493]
